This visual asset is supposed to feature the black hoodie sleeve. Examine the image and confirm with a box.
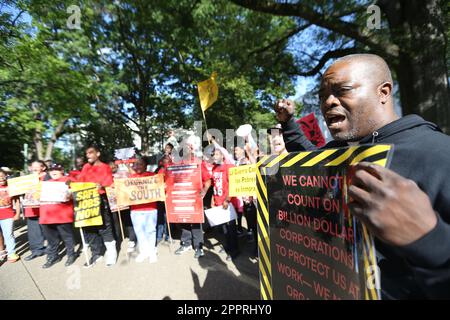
[281,117,317,152]
[397,215,450,299]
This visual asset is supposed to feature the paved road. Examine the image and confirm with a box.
[0,221,260,300]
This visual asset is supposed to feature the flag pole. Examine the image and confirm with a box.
[116,207,129,262]
[117,208,126,243]
[164,200,173,254]
[201,107,212,145]
[79,227,90,267]
[113,183,128,262]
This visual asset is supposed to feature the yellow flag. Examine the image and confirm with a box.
[198,72,218,112]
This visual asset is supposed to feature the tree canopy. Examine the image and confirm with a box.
[0,0,448,170]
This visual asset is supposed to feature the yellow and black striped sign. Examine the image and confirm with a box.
[256,144,393,300]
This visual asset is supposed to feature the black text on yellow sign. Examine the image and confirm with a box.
[73,187,103,228]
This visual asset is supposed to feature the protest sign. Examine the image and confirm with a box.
[114,147,135,160]
[71,182,102,228]
[165,163,204,224]
[105,187,129,212]
[7,174,39,197]
[0,188,12,208]
[40,181,70,203]
[228,164,256,197]
[22,184,41,208]
[256,144,393,300]
[204,205,237,227]
[297,113,326,147]
[115,174,165,207]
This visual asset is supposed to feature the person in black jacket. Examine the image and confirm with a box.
[275,53,450,299]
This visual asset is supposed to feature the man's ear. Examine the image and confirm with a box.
[378,82,392,104]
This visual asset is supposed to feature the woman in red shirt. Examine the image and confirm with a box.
[23,160,49,261]
[129,157,158,263]
[39,164,76,268]
[0,169,20,263]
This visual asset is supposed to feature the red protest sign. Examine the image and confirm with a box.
[165,163,204,224]
[297,113,326,147]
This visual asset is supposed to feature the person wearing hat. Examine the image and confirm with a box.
[39,164,77,268]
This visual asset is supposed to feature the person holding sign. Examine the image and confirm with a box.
[0,169,20,263]
[76,145,117,267]
[128,158,159,263]
[173,135,212,259]
[23,160,50,261]
[233,135,258,253]
[38,164,77,269]
[275,53,450,299]
[211,148,239,261]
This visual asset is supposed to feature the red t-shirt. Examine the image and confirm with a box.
[212,163,234,206]
[0,186,15,220]
[77,162,113,195]
[68,170,82,180]
[201,161,212,185]
[129,172,157,211]
[39,176,74,224]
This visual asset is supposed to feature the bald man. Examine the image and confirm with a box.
[276,54,450,299]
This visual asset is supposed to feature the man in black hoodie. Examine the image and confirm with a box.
[275,54,450,299]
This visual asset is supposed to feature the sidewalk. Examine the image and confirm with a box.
[0,221,260,300]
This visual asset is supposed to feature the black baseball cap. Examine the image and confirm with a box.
[49,164,64,171]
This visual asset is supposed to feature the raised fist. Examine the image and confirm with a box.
[274,99,296,123]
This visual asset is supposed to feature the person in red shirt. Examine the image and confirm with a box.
[23,160,49,261]
[0,169,20,263]
[39,164,77,268]
[155,155,171,245]
[129,157,159,263]
[68,157,85,180]
[174,135,212,259]
[76,145,117,267]
[211,148,240,261]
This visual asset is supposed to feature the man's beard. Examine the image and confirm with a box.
[331,113,377,142]
[333,128,359,142]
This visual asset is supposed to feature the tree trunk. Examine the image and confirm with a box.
[140,131,150,156]
[31,103,43,160]
[33,129,43,160]
[380,0,449,133]
[394,52,449,132]
[44,119,67,160]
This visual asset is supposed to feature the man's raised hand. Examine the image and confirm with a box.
[274,99,295,123]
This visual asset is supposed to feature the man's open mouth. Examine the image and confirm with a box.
[325,112,347,130]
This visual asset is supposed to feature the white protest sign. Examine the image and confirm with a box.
[204,205,237,227]
[40,182,71,203]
